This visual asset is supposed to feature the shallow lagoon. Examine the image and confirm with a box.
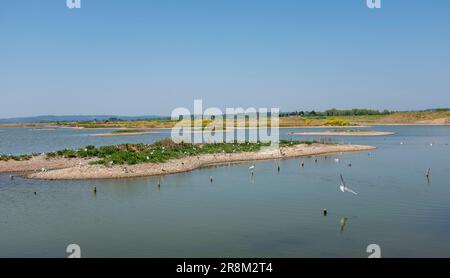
[0,126,449,257]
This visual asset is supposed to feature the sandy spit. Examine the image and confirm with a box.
[0,156,95,174]
[89,131,161,137]
[290,131,395,136]
[10,144,377,180]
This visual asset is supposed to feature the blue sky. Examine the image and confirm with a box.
[1,0,449,118]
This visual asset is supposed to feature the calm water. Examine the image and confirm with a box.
[1,126,450,257]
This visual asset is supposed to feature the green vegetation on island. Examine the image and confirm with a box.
[44,139,317,166]
[47,139,315,165]
[111,129,146,133]
[0,139,317,164]
[0,154,37,162]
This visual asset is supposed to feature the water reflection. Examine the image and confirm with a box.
[340,217,348,234]
[0,126,450,257]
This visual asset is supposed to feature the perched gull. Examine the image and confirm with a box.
[339,174,358,195]
[249,165,255,170]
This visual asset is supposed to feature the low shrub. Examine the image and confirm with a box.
[324,117,350,126]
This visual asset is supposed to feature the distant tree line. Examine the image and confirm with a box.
[280,109,393,118]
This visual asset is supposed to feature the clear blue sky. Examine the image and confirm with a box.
[1,0,449,118]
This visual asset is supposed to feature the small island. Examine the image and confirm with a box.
[0,139,375,180]
[290,130,395,136]
[89,129,161,137]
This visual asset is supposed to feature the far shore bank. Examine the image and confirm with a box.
[1,123,450,130]
[0,143,376,180]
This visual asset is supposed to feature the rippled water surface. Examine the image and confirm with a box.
[1,126,449,257]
